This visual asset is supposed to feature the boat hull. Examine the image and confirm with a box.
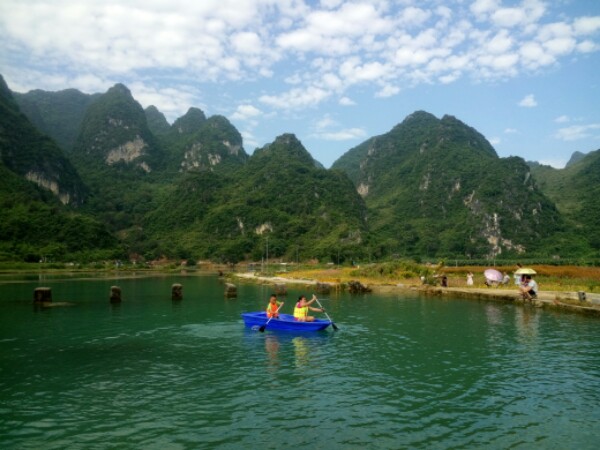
[242,312,331,332]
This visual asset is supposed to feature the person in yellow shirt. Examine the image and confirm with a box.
[266,294,283,318]
[293,294,324,322]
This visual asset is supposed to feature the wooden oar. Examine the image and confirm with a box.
[313,295,339,331]
[259,302,283,332]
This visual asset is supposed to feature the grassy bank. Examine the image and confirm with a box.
[275,262,600,293]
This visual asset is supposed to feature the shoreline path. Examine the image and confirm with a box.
[233,272,600,317]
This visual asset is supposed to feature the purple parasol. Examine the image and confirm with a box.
[484,269,503,282]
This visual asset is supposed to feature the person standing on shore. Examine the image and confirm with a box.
[466,272,474,286]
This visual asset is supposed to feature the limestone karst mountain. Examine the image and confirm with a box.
[333,111,567,259]
[4,73,597,262]
[72,83,164,173]
[161,108,248,173]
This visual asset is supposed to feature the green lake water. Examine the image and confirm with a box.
[1,273,599,449]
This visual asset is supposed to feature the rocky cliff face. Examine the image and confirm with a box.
[0,74,86,205]
[164,112,247,172]
[72,84,164,172]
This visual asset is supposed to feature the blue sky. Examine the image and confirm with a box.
[1,0,599,168]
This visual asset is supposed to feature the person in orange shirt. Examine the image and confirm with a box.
[266,294,283,318]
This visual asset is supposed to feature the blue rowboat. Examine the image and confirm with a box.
[241,312,331,332]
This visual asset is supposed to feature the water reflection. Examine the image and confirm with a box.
[265,334,280,369]
[171,299,183,313]
[484,303,505,347]
[293,336,310,368]
[484,304,503,326]
[515,307,540,343]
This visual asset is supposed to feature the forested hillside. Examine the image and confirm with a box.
[333,111,573,259]
[13,88,99,151]
[530,150,600,252]
[0,76,86,206]
[0,75,119,261]
[145,134,368,263]
[5,76,599,264]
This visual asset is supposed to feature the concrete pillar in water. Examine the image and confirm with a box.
[225,283,237,298]
[110,286,122,303]
[34,287,52,303]
[172,283,183,300]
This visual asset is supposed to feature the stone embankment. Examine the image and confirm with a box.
[233,272,600,317]
[421,286,600,316]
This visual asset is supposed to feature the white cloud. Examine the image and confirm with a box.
[241,130,260,150]
[486,30,513,54]
[398,7,432,27]
[504,128,518,134]
[487,0,545,27]
[339,96,355,106]
[538,158,567,169]
[230,32,263,55]
[470,0,500,19]
[573,16,600,35]
[577,40,598,53]
[315,114,337,131]
[436,6,452,21]
[231,104,262,121]
[554,115,570,123]
[3,68,113,95]
[129,82,202,122]
[518,94,537,107]
[0,0,598,120]
[554,123,600,141]
[343,60,390,83]
[491,8,527,28]
[376,84,400,97]
[314,127,367,141]
[439,72,460,84]
[543,36,577,55]
[320,72,343,90]
[276,2,392,54]
[320,0,343,9]
[311,112,366,141]
[0,0,280,83]
[284,73,303,85]
[259,86,331,109]
[480,52,519,71]
[489,137,501,145]
[519,41,556,68]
